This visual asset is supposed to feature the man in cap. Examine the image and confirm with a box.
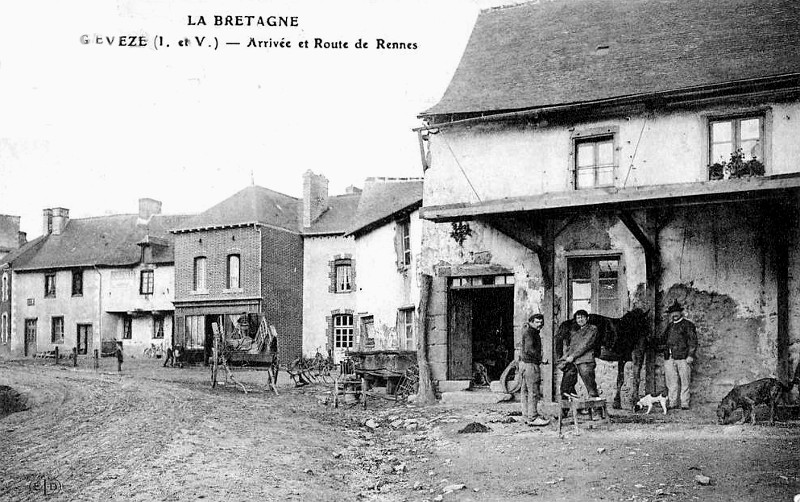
[661,300,697,409]
[558,310,600,399]
[519,314,550,426]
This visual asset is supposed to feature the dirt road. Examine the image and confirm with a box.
[1,358,798,501]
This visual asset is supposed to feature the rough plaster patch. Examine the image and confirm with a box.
[663,284,768,404]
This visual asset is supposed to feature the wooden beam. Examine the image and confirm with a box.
[420,175,800,222]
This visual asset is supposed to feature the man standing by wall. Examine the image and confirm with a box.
[519,314,550,426]
[558,310,599,399]
[661,300,697,409]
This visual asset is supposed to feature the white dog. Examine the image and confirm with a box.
[634,394,668,415]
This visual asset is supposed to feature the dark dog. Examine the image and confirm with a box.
[716,378,795,425]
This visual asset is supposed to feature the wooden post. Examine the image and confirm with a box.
[72,347,77,367]
[54,347,59,364]
[416,274,437,405]
[93,349,99,370]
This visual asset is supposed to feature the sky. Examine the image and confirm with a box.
[0,0,523,238]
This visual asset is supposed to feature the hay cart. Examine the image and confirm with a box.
[210,319,279,395]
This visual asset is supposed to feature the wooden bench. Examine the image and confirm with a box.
[557,396,611,434]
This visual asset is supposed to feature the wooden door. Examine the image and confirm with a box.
[77,324,91,355]
[24,319,37,357]
[448,291,473,380]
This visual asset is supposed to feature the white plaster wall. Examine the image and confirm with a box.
[354,210,422,350]
[12,270,103,355]
[425,102,800,206]
[419,219,543,337]
[301,235,355,356]
[105,265,175,313]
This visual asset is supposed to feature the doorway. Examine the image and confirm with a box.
[76,324,92,355]
[448,276,515,382]
[24,318,37,357]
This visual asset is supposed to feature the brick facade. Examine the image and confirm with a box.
[260,225,304,365]
[173,224,304,365]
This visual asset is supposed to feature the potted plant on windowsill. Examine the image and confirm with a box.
[708,149,765,180]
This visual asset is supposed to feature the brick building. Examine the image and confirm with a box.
[172,185,304,365]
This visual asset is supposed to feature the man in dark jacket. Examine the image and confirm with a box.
[558,310,599,399]
[519,314,549,426]
[661,300,697,409]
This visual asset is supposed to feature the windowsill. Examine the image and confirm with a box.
[72,294,83,298]
[334,290,353,295]
[44,296,56,299]
[140,293,154,297]
[189,289,209,295]
[222,288,244,294]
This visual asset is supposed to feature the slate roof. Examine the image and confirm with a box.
[423,0,800,117]
[0,235,48,268]
[12,214,191,271]
[347,179,423,237]
[175,185,300,233]
[304,193,361,236]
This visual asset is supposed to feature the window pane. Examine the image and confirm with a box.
[712,142,732,163]
[576,169,594,189]
[740,118,760,141]
[740,139,761,159]
[711,121,732,143]
[577,143,594,167]
[571,281,591,300]
[597,141,614,165]
[596,166,614,186]
[569,259,591,280]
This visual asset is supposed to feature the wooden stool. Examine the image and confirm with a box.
[557,397,611,434]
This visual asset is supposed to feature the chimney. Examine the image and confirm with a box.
[51,208,69,235]
[18,231,27,246]
[42,208,53,235]
[138,198,162,221]
[345,185,362,195]
[302,170,329,227]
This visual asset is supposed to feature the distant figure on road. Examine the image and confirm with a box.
[163,346,174,367]
[115,341,124,373]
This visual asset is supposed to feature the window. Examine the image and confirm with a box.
[193,257,207,291]
[333,314,354,349]
[574,136,615,189]
[2,272,8,301]
[399,308,415,350]
[1,313,7,344]
[185,315,205,349]
[44,273,56,298]
[71,270,83,296]
[140,270,154,295]
[227,254,241,289]
[395,219,411,270]
[335,261,352,293]
[122,316,132,340]
[153,315,164,339]
[51,316,64,344]
[709,115,763,165]
[568,257,620,318]
[401,220,411,267]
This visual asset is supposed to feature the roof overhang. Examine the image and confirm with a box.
[420,174,800,222]
[346,201,423,238]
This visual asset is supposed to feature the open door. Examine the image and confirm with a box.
[448,291,473,380]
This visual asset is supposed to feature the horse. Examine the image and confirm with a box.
[555,309,651,409]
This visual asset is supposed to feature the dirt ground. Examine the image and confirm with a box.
[1,357,798,502]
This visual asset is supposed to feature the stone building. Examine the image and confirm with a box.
[8,200,187,358]
[417,0,800,407]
